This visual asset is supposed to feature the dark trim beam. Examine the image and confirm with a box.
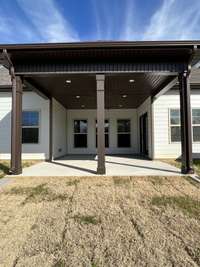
[179,70,194,174]
[152,76,178,101]
[24,78,50,100]
[10,67,23,175]
[96,74,106,174]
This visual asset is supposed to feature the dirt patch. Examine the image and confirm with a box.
[0,176,200,267]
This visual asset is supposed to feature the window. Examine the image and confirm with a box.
[117,119,131,147]
[170,108,200,143]
[192,109,200,142]
[170,109,181,142]
[74,120,87,148]
[22,111,39,144]
[95,119,109,148]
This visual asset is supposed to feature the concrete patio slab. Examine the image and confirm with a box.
[10,155,181,177]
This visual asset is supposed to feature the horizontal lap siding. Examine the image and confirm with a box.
[0,92,50,160]
[153,89,200,159]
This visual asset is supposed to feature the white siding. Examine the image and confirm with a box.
[52,98,67,159]
[153,89,200,159]
[137,97,153,158]
[0,92,50,160]
[67,109,138,154]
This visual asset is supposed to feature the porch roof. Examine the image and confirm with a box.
[1,41,200,109]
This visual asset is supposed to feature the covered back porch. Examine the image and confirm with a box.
[18,155,181,177]
[1,41,200,175]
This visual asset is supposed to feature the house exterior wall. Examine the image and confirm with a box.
[0,91,50,160]
[153,89,200,159]
[1,89,200,160]
[52,98,67,159]
[66,109,139,154]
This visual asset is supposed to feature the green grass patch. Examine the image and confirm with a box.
[0,160,41,178]
[66,179,80,186]
[53,260,66,267]
[7,184,68,204]
[151,195,200,219]
[73,215,100,225]
[113,177,130,186]
[193,159,200,176]
[162,159,200,176]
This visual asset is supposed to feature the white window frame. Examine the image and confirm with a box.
[169,108,200,144]
[22,110,40,145]
[73,119,88,148]
[169,108,181,144]
[192,108,200,143]
[117,119,131,148]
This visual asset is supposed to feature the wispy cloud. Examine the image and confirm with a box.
[17,0,79,42]
[90,0,116,40]
[0,0,200,44]
[0,6,38,43]
[143,0,200,40]
[120,0,141,40]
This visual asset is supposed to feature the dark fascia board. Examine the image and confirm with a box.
[0,40,200,51]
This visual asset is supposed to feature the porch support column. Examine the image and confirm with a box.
[178,70,194,174]
[96,74,106,174]
[48,97,53,161]
[10,67,23,175]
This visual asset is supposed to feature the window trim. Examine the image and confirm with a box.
[169,108,200,144]
[117,119,131,148]
[95,119,110,148]
[192,108,200,143]
[73,119,88,148]
[22,110,40,145]
[169,108,181,144]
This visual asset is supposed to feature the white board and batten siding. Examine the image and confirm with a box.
[0,92,50,160]
[153,89,200,159]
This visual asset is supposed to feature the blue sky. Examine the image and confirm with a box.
[0,0,200,44]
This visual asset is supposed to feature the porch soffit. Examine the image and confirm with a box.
[28,73,174,109]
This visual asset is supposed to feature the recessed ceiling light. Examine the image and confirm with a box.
[119,104,123,108]
[129,79,135,83]
[66,79,71,84]
[76,95,80,99]
[122,94,127,98]
[81,105,85,108]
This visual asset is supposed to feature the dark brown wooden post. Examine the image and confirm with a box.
[10,67,23,175]
[96,74,106,174]
[48,97,53,161]
[179,70,194,174]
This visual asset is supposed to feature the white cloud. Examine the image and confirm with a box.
[0,10,38,43]
[120,0,140,40]
[143,0,200,40]
[17,0,79,42]
[90,0,116,40]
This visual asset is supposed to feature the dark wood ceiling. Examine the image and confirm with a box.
[29,73,173,109]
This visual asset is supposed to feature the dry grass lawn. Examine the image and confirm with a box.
[0,176,200,267]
